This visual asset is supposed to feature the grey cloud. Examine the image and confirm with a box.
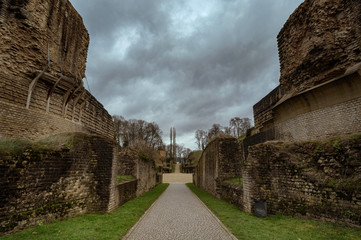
[71,0,304,149]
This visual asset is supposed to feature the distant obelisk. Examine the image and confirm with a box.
[170,127,176,161]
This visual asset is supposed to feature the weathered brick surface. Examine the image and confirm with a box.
[118,147,157,197]
[243,136,361,226]
[0,0,113,140]
[194,137,242,198]
[274,71,361,141]
[0,101,86,139]
[0,135,118,235]
[253,86,282,132]
[276,97,361,142]
[253,0,361,139]
[220,183,243,211]
[278,0,361,94]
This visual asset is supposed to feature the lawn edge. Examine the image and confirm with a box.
[120,183,170,239]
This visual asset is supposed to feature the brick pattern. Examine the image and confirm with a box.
[194,138,242,198]
[276,96,361,142]
[253,0,361,138]
[116,180,137,207]
[0,101,86,140]
[0,135,118,235]
[243,139,361,226]
[220,183,243,211]
[253,86,281,132]
[278,0,361,94]
[118,147,157,197]
[0,0,114,141]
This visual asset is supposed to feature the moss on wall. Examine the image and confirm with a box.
[244,133,361,226]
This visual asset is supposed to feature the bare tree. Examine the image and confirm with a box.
[112,116,163,149]
[195,129,208,150]
[230,117,251,138]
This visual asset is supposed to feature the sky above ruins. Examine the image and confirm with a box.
[70,0,303,150]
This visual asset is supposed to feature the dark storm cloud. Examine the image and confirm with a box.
[70,0,304,149]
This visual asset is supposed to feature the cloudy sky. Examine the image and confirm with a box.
[70,0,303,150]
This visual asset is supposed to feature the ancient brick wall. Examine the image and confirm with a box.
[0,0,113,140]
[253,86,282,132]
[278,0,361,94]
[220,183,243,211]
[253,0,361,141]
[274,71,361,142]
[243,135,361,226]
[118,147,157,197]
[194,137,242,197]
[0,134,118,235]
[108,180,137,213]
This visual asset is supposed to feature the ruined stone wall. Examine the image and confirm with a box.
[253,0,361,141]
[108,180,137,213]
[118,147,157,197]
[243,135,361,226]
[0,134,118,235]
[220,183,243,211]
[0,0,113,140]
[253,86,282,132]
[194,137,242,197]
[135,157,157,197]
[274,70,361,142]
[278,0,361,94]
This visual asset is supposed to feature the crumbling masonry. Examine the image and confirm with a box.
[0,0,158,235]
[0,0,113,140]
[195,0,361,227]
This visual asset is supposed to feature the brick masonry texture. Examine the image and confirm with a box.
[243,136,361,226]
[118,147,157,197]
[0,134,119,235]
[276,96,361,142]
[278,0,361,94]
[0,0,113,140]
[219,182,243,211]
[252,0,361,140]
[194,137,242,198]
[274,71,361,142]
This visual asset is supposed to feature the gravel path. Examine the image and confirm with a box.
[174,163,180,173]
[163,173,193,183]
[122,183,237,240]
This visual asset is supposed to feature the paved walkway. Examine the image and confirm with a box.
[122,183,237,240]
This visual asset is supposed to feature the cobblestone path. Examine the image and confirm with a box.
[122,183,237,240]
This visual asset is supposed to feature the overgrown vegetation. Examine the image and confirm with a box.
[0,133,96,155]
[0,184,169,240]
[187,150,202,167]
[186,183,361,240]
[223,177,243,186]
[116,175,136,184]
[195,117,251,150]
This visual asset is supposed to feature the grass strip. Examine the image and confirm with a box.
[186,183,361,240]
[1,184,169,240]
[223,177,243,186]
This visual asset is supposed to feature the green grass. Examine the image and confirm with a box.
[1,184,169,240]
[223,177,243,186]
[172,164,176,173]
[186,183,361,240]
[0,133,94,155]
[116,175,136,184]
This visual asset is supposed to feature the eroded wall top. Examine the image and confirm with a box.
[277,0,361,94]
[0,0,89,80]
